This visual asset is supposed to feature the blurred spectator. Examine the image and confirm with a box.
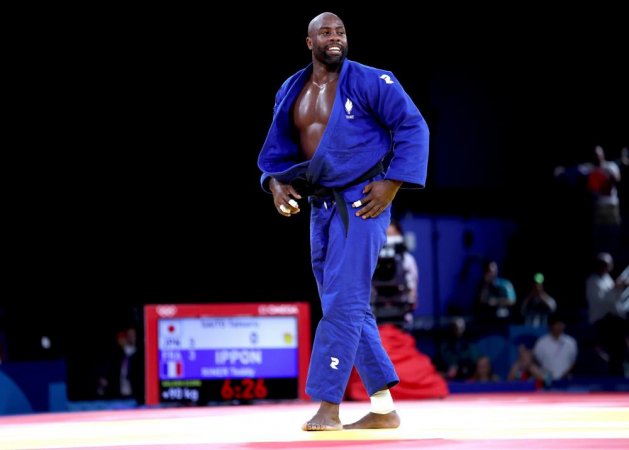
[586,253,629,377]
[472,260,516,322]
[555,145,622,257]
[520,273,557,327]
[386,220,419,309]
[436,317,477,381]
[586,145,621,222]
[97,325,141,399]
[468,355,500,382]
[507,344,545,382]
[586,146,621,256]
[533,312,578,381]
[371,220,419,330]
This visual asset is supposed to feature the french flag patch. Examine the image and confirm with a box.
[162,361,183,378]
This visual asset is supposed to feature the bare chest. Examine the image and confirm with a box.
[291,79,338,130]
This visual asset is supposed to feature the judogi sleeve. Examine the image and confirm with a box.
[260,81,290,194]
[368,71,429,189]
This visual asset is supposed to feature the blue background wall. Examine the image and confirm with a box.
[399,214,518,317]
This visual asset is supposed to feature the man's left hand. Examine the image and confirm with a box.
[353,179,403,219]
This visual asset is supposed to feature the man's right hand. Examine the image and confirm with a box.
[270,178,302,217]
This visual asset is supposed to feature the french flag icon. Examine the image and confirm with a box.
[162,361,183,378]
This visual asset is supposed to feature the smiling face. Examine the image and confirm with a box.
[307,13,348,68]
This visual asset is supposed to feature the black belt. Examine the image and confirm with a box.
[292,161,384,238]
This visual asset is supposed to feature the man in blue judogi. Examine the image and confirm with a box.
[257,12,429,431]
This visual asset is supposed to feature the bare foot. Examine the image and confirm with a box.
[301,401,342,431]
[343,411,401,429]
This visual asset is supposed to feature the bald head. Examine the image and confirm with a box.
[308,12,344,38]
[306,12,347,68]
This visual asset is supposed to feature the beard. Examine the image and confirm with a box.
[314,44,348,69]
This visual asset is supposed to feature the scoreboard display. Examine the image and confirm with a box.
[144,303,311,405]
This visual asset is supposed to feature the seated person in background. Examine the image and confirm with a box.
[521,273,557,327]
[507,344,545,382]
[533,312,578,381]
[436,317,477,381]
[473,260,517,321]
[586,253,629,377]
[468,355,501,382]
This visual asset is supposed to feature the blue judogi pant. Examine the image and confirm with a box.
[305,172,400,404]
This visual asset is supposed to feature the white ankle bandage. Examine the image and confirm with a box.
[370,389,394,414]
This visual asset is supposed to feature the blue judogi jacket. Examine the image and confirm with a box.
[257,58,429,196]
